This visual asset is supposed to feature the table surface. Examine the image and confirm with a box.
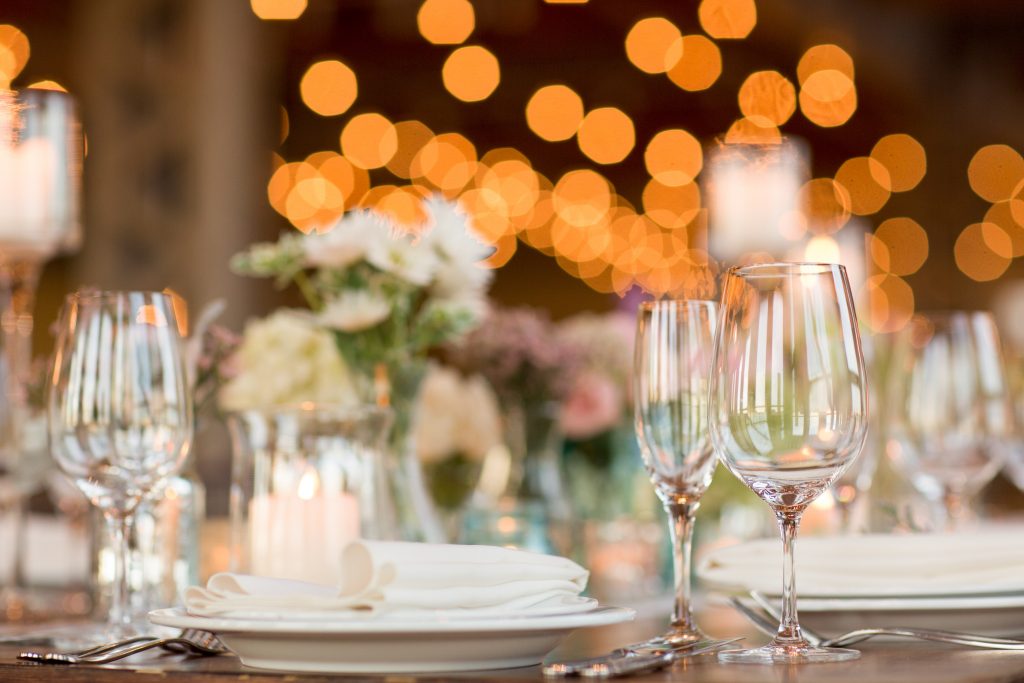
[3,608,1024,683]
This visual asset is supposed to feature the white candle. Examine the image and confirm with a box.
[248,467,361,584]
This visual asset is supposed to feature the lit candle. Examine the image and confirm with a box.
[248,466,361,584]
[0,97,60,257]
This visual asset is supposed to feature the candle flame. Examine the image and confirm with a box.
[297,467,320,500]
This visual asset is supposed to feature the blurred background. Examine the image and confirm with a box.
[2,0,1024,513]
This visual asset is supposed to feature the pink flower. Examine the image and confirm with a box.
[560,371,623,440]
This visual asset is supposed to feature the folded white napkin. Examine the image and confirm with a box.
[698,530,1024,598]
[185,540,595,619]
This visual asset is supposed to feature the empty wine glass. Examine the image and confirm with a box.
[886,312,1011,528]
[634,299,719,647]
[709,263,868,664]
[48,291,191,638]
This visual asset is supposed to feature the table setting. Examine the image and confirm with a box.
[3,1,1024,681]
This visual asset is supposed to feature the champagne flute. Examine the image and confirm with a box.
[709,263,868,664]
[48,291,191,638]
[634,299,719,646]
[886,312,1010,528]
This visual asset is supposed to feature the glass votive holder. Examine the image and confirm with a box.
[227,404,394,584]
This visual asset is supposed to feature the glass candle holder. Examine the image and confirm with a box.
[227,404,394,584]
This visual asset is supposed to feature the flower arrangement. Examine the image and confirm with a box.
[230,196,493,403]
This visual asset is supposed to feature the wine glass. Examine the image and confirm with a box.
[634,299,719,647]
[709,263,868,664]
[48,291,191,638]
[886,312,1010,528]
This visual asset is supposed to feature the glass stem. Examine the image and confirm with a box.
[104,511,134,635]
[665,502,698,633]
[942,487,964,531]
[775,512,804,643]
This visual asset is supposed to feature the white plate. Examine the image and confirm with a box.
[726,594,1024,638]
[149,606,635,673]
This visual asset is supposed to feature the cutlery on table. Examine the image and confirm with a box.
[578,638,742,678]
[730,593,1024,650]
[18,629,228,665]
[543,637,742,678]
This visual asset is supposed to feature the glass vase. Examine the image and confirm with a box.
[227,404,395,584]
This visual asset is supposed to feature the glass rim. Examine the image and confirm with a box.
[638,298,718,311]
[726,261,846,278]
[225,402,393,421]
[68,289,173,302]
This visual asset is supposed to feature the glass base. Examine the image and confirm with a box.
[719,642,860,664]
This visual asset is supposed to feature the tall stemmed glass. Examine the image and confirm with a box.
[634,299,719,646]
[48,291,191,638]
[709,263,868,664]
[887,312,1010,528]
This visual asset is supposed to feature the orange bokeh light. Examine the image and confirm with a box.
[834,156,891,216]
[417,0,475,45]
[968,144,1024,203]
[724,117,782,144]
[27,80,66,92]
[800,178,851,234]
[666,35,722,92]
[250,0,307,20]
[386,120,434,179]
[984,200,1024,257]
[442,45,500,102]
[955,222,1011,281]
[865,274,914,334]
[797,44,854,86]
[0,25,30,84]
[870,134,926,193]
[413,132,478,193]
[300,60,358,117]
[738,70,796,126]
[872,217,929,276]
[799,70,857,127]
[698,0,757,39]
[525,85,584,142]
[553,169,612,227]
[340,113,398,170]
[644,129,703,187]
[625,18,682,74]
[577,107,635,165]
[642,179,701,229]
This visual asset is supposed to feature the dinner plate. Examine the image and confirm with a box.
[149,605,635,673]
[724,593,1024,638]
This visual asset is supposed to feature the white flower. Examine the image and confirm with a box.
[432,257,493,299]
[423,195,495,267]
[318,290,390,332]
[219,310,357,412]
[303,210,390,268]
[413,364,502,464]
[366,231,440,286]
[423,294,489,327]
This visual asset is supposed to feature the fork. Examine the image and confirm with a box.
[18,629,228,665]
[730,593,1024,650]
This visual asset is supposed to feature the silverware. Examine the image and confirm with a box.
[543,637,702,677]
[579,638,742,678]
[18,629,228,665]
[730,593,1024,650]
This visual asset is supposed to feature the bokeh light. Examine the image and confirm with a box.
[553,169,612,227]
[666,35,721,92]
[968,144,1024,203]
[417,0,475,45]
[251,0,307,20]
[737,70,796,126]
[300,60,358,117]
[642,179,701,229]
[804,235,841,263]
[870,134,926,192]
[800,178,851,234]
[799,69,857,127]
[984,200,1024,257]
[340,113,398,169]
[577,107,635,164]
[871,217,929,276]
[0,25,30,85]
[413,132,478,193]
[724,117,782,144]
[797,44,854,86]
[526,85,584,142]
[698,0,757,39]
[624,18,682,75]
[954,222,1012,281]
[27,80,66,92]
[442,45,500,102]
[834,156,891,215]
[865,274,914,334]
[644,129,702,187]
[386,120,434,179]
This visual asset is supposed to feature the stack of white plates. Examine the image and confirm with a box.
[698,530,1024,637]
[150,602,634,673]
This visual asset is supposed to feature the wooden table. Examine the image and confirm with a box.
[2,610,1024,683]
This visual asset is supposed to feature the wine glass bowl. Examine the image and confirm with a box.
[48,291,191,638]
[886,311,1010,526]
[710,262,868,664]
[634,299,719,646]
